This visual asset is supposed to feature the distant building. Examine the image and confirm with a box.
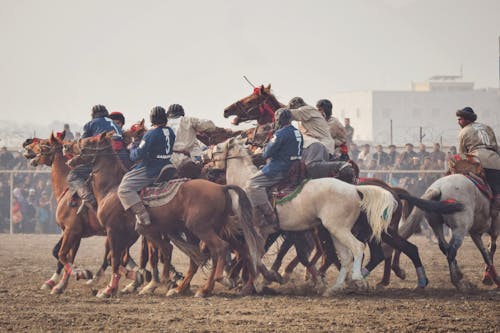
[332,76,500,145]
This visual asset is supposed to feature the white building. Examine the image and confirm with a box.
[332,77,500,146]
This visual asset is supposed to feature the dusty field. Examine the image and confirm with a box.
[0,234,499,332]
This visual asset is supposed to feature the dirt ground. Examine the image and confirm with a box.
[0,234,499,333]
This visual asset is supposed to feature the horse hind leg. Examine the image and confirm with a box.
[167,258,199,297]
[323,238,352,295]
[41,237,64,291]
[470,233,500,288]
[446,231,470,290]
[195,233,229,298]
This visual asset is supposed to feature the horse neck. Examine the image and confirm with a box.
[51,151,70,199]
[91,153,125,202]
[226,149,257,188]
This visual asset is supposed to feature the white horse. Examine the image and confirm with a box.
[397,173,500,290]
[205,138,398,293]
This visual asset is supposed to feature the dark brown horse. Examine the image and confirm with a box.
[66,132,263,297]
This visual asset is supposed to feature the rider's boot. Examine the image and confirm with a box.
[130,202,152,230]
[490,194,500,219]
[257,203,278,233]
[76,184,97,215]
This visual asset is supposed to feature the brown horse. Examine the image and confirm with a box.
[23,133,151,295]
[66,132,263,297]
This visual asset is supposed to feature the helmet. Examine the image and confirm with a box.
[166,104,185,118]
[150,106,167,125]
[91,104,109,119]
[109,111,125,125]
[288,97,306,109]
[275,108,292,130]
[456,106,477,122]
[316,99,332,120]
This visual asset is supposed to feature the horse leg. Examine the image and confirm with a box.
[362,238,385,278]
[195,232,229,298]
[324,238,352,295]
[51,230,82,294]
[41,237,63,291]
[317,227,340,277]
[139,241,167,295]
[270,232,294,279]
[290,232,320,286]
[167,258,199,296]
[470,233,500,288]
[446,229,468,290]
[87,238,110,287]
[381,230,428,288]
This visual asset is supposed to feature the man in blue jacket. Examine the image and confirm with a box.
[67,104,123,214]
[118,106,176,230]
[246,109,303,229]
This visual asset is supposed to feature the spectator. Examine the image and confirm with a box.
[366,159,378,178]
[400,143,418,169]
[417,144,430,164]
[75,131,81,141]
[63,124,75,141]
[349,143,360,161]
[430,143,446,165]
[357,144,371,164]
[344,118,354,144]
[417,156,436,196]
[35,190,52,233]
[372,144,390,168]
[387,144,398,166]
[0,147,14,169]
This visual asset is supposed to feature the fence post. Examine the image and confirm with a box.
[9,172,13,235]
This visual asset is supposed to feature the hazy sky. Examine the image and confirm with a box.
[1,0,499,129]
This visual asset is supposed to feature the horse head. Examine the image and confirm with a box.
[23,132,66,167]
[123,119,147,146]
[66,131,114,168]
[449,153,485,178]
[223,84,283,125]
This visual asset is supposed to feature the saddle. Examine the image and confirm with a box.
[449,154,493,200]
[141,178,189,207]
[270,160,307,204]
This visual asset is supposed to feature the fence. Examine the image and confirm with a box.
[0,169,52,234]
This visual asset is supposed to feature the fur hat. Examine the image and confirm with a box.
[456,107,477,122]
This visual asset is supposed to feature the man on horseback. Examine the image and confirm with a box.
[109,111,125,129]
[166,104,231,168]
[457,106,500,217]
[67,104,123,214]
[246,109,303,230]
[118,106,176,229]
[288,97,336,156]
[316,99,350,161]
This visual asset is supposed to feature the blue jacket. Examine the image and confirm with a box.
[82,117,123,139]
[262,125,303,177]
[130,126,176,178]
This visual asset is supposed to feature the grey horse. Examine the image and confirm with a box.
[397,173,500,290]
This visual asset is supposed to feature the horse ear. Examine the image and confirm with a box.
[99,132,108,141]
[140,119,145,126]
[49,132,57,144]
[265,84,271,91]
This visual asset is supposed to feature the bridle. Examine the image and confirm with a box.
[73,138,114,166]
[205,139,246,171]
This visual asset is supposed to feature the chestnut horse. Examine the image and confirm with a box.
[23,133,150,294]
[66,132,263,297]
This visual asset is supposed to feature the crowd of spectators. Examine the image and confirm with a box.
[0,146,58,234]
[353,142,453,196]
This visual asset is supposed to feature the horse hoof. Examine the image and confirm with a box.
[394,268,406,280]
[482,273,494,286]
[50,286,63,295]
[139,284,157,295]
[41,280,55,291]
[240,284,256,296]
[194,290,207,298]
[166,288,179,297]
[75,269,93,281]
[323,285,343,296]
[375,282,387,290]
[121,282,138,294]
[96,288,113,299]
[219,276,236,290]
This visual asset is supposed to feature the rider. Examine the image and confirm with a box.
[108,111,125,129]
[67,104,123,214]
[246,108,303,229]
[456,106,500,218]
[288,97,336,156]
[316,99,350,161]
[117,106,176,229]
[166,103,231,167]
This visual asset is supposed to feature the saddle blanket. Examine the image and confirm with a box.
[141,178,189,207]
[465,174,493,200]
[273,179,310,206]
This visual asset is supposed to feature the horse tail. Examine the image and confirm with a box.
[356,185,398,242]
[398,188,442,239]
[225,185,262,275]
[397,190,464,215]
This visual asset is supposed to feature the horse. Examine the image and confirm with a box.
[22,133,151,294]
[205,137,401,293]
[394,173,500,290]
[66,132,263,297]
